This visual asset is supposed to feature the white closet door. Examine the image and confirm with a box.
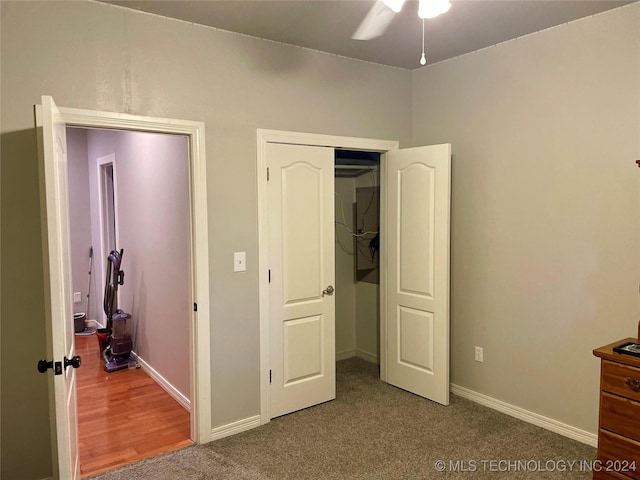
[267,142,336,418]
[386,144,451,405]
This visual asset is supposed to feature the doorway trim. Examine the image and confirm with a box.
[256,129,398,424]
[95,154,119,326]
[56,106,211,444]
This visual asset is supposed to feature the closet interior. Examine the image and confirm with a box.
[334,149,381,365]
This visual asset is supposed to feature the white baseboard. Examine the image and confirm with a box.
[336,348,379,364]
[132,352,190,412]
[336,349,356,361]
[210,415,262,441]
[450,384,597,447]
[356,348,378,364]
[86,319,103,329]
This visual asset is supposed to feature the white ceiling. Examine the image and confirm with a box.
[103,0,632,69]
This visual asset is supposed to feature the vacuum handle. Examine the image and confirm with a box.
[117,248,125,285]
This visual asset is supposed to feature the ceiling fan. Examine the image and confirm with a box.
[352,0,452,40]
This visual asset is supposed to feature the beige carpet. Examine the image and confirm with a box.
[86,447,266,480]
[90,358,596,479]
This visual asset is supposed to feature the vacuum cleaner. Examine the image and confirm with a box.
[97,249,135,372]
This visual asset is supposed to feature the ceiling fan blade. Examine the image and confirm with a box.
[352,0,396,41]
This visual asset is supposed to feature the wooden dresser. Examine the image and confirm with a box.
[593,339,640,480]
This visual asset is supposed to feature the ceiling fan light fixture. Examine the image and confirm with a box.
[418,0,451,19]
[383,0,406,13]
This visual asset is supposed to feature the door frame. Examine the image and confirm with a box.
[95,153,119,326]
[43,104,212,449]
[257,129,398,423]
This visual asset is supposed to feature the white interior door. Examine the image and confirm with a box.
[385,144,451,405]
[267,142,336,418]
[37,95,80,479]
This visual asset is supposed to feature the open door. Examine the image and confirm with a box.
[37,95,80,479]
[267,142,336,418]
[385,144,451,405]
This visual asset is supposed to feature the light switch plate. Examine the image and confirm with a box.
[474,346,484,362]
[73,292,82,304]
[234,252,246,272]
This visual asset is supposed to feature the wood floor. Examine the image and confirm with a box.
[75,334,192,478]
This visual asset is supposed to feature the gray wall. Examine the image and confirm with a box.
[335,177,357,358]
[335,174,381,364]
[86,129,107,327]
[411,3,640,433]
[355,173,380,361]
[67,128,93,317]
[0,1,411,478]
[86,129,191,398]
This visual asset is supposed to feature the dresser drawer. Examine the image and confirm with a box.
[602,360,640,403]
[600,392,640,441]
[598,430,640,480]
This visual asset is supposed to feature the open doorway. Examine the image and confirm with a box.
[99,159,117,255]
[98,157,117,270]
[38,96,211,480]
[66,127,192,476]
[334,150,381,367]
[97,155,118,325]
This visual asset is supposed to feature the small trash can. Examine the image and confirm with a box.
[73,312,86,333]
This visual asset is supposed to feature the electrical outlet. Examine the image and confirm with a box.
[474,346,484,362]
[73,292,82,304]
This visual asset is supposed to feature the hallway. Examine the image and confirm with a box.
[75,334,191,477]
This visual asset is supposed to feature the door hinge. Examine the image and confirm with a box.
[268,269,271,283]
[194,302,198,312]
[269,369,272,384]
[267,167,270,181]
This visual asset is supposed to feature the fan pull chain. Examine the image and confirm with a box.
[420,18,426,65]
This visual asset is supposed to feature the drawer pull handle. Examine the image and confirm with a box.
[625,377,640,392]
